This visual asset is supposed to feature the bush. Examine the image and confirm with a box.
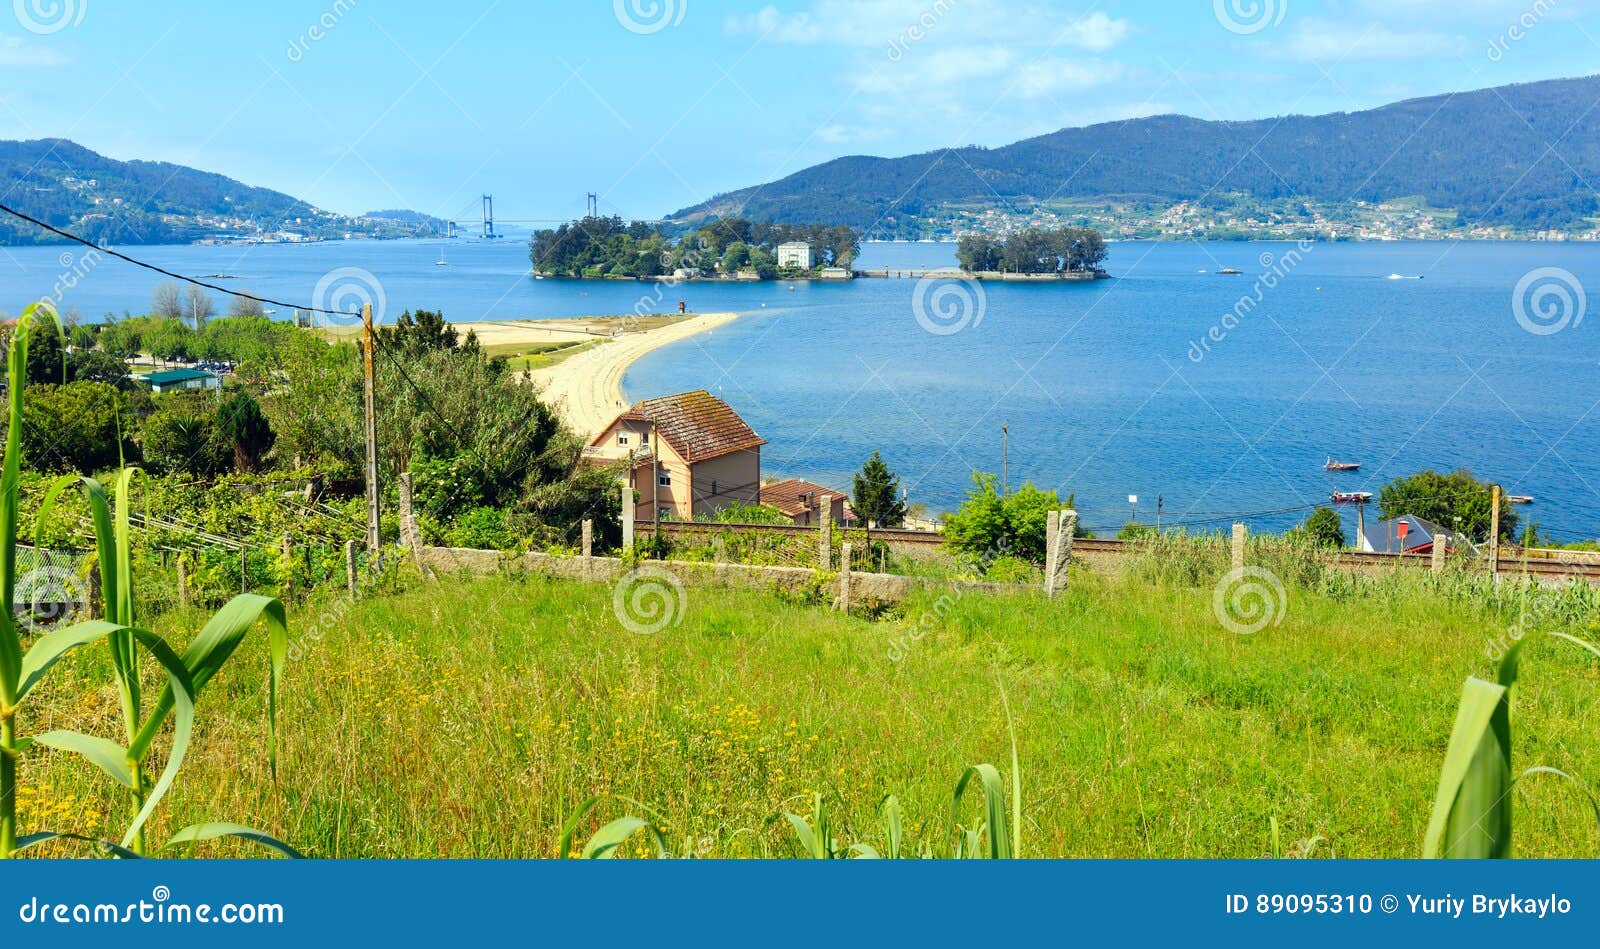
[984,555,1041,584]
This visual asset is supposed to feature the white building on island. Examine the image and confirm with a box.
[776,241,813,269]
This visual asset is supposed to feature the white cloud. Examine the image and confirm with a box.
[0,35,67,68]
[1280,20,1469,61]
[725,1,1130,52]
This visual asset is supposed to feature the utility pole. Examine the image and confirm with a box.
[1001,423,1009,496]
[362,302,380,554]
[1489,483,1502,578]
[1156,494,1163,532]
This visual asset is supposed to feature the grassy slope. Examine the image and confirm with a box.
[18,570,1599,858]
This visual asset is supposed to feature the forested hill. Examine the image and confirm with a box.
[670,75,1600,235]
[0,138,444,245]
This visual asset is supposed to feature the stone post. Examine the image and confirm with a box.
[838,541,853,612]
[817,494,834,570]
[1231,523,1247,571]
[620,481,635,552]
[581,519,594,580]
[397,472,419,550]
[1045,509,1077,598]
[87,562,102,620]
[345,540,358,597]
[176,555,190,609]
[1432,533,1448,573]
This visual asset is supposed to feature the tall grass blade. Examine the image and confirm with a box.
[950,764,1011,859]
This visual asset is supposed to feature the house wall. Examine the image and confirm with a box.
[689,448,760,518]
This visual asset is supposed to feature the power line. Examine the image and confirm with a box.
[0,201,354,317]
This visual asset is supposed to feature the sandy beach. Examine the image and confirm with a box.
[454,313,741,437]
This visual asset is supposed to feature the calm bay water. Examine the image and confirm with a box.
[4,237,1598,539]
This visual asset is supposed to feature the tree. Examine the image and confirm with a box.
[942,472,1078,566]
[383,309,459,357]
[851,451,906,528]
[1299,506,1346,548]
[216,391,276,472]
[721,241,750,273]
[67,348,130,386]
[1378,469,1516,542]
[139,394,231,477]
[143,317,194,364]
[151,281,184,319]
[4,381,133,473]
[183,285,215,330]
[227,293,266,319]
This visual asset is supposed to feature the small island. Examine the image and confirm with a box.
[529,215,861,281]
[953,226,1109,279]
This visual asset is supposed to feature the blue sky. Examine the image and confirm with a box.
[3,0,1599,223]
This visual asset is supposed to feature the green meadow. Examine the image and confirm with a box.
[19,567,1597,858]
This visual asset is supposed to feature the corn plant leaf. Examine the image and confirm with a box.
[879,794,904,860]
[32,730,134,789]
[1424,676,1511,858]
[580,817,664,859]
[164,822,304,859]
[848,843,881,859]
[0,304,49,701]
[557,795,664,858]
[951,764,1012,859]
[12,831,140,858]
[783,812,821,858]
[133,593,287,778]
[17,620,128,701]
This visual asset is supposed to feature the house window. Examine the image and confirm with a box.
[658,471,672,487]
[617,434,629,446]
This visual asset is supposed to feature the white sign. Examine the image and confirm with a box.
[1128,494,1139,505]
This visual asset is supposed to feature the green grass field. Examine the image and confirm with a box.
[16,566,1599,859]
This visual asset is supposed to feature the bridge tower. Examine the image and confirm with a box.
[481,194,497,239]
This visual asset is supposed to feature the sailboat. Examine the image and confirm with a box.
[435,247,448,267]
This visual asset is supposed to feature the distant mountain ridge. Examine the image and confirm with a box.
[671,75,1600,236]
[0,138,445,245]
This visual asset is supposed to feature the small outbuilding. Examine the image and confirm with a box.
[138,368,221,394]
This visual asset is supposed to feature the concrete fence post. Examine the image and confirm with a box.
[1432,533,1448,573]
[620,481,635,552]
[839,541,853,612]
[818,494,834,571]
[345,540,358,597]
[1231,523,1247,571]
[1045,509,1077,598]
[581,519,594,580]
[176,555,190,610]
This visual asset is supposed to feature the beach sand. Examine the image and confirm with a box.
[454,313,741,437]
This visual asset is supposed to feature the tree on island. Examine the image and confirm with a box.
[1377,469,1516,542]
[956,227,1107,273]
[852,451,907,529]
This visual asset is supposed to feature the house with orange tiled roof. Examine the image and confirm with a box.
[586,390,765,521]
[759,478,853,527]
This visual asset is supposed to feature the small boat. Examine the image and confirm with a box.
[435,249,448,266]
[1508,494,1534,504]
[1325,456,1361,472]
[1331,491,1372,504]
[1217,268,1242,275]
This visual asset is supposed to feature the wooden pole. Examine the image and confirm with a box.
[362,302,381,554]
[176,555,189,609]
[1489,484,1502,578]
